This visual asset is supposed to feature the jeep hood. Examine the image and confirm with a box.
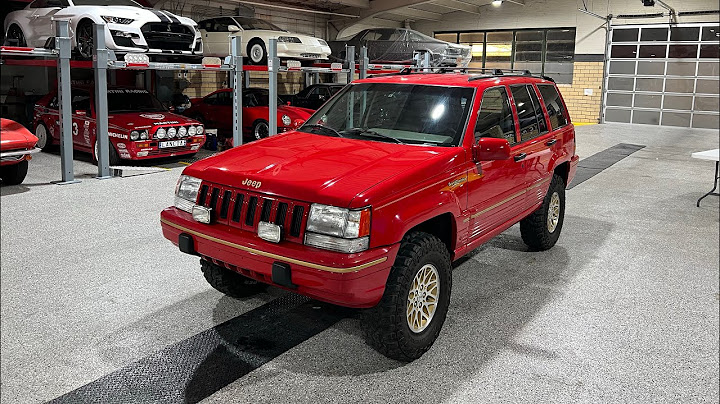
[183,131,461,207]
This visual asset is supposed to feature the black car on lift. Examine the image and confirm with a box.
[280,83,345,110]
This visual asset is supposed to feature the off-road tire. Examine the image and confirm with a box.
[201,259,267,298]
[363,231,452,361]
[520,173,565,251]
[0,160,29,185]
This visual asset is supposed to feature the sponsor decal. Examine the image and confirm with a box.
[72,122,79,136]
[140,113,166,120]
[153,121,180,125]
[116,143,126,149]
[109,132,128,139]
[108,89,149,94]
[242,178,262,189]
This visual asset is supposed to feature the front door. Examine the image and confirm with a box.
[70,89,93,148]
[199,17,236,57]
[466,85,527,243]
[26,0,64,47]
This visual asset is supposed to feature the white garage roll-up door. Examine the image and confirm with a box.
[604,23,719,129]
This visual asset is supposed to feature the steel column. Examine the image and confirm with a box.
[346,45,355,83]
[55,20,79,184]
[231,36,243,146]
[359,46,368,79]
[268,38,278,137]
[93,23,111,178]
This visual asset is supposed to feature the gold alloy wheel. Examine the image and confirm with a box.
[547,191,560,233]
[406,263,440,333]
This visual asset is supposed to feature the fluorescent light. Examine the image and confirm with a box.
[492,0,503,6]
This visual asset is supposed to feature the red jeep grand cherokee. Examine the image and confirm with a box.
[34,88,205,165]
[161,70,579,361]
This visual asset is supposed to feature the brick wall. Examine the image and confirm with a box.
[557,61,604,124]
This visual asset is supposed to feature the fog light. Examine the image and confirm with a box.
[258,221,282,243]
[192,205,212,224]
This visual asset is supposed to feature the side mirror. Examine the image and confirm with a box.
[473,137,511,161]
[228,25,241,32]
[287,101,291,106]
[292,118,306,129]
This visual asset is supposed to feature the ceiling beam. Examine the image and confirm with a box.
[430,0,481,14]
[385,7,443,21]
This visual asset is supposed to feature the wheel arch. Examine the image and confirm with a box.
[70,16,100,48]
[554,161,570,186]
[404,212,457,256]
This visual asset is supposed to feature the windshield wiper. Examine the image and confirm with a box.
[302,124,343,137]
[342,128,404,144]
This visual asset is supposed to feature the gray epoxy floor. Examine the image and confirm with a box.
[1,123,718,403]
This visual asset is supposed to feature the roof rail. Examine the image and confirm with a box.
[365,66,553,82]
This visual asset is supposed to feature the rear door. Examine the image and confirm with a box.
[466,85,527,241]
[509,83,554,208]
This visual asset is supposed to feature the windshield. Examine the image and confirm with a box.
[299,83,474,147]
[233,17,284,31]
[244,89,283,107]
[71,0,142,5]
[108,89,167,113]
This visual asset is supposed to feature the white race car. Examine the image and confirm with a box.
[197,16,331,65]
[3,0,202,59]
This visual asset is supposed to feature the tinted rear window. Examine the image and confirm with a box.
[537,84,569,129]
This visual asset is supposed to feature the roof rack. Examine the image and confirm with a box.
[366,66,555,82]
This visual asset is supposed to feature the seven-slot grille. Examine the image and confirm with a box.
[141,23,195,51]
[196,182,308,242]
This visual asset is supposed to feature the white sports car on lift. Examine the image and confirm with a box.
[197,16,331,65]
[3,0,202,60]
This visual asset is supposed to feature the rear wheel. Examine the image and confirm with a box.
[247,39,267,65]
[5,25,26,47]
[201,259,267,298]
[363,232,452,361]
[520,173,566,250]
[75,20,94,60]
[0,160,29,185]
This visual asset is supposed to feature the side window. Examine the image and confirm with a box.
[510,85,542,142]
[217,92,232,106]
[204,93,218,105]
[29,0,46,8]
[474,86,516,144]
[213,18,237,32]
[199,20,213,31]
[527,85,548,135]
[537,84,569,129]
[71,91,91,114]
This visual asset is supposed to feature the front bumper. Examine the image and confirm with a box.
[114,135,205,160]
[0,147,40,166]
[277,43,331,60]
[161,207,397,308]
[102,23,203,55]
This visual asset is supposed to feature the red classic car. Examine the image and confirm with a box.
[183,88,314,144]
[33,88,205,165]
[0,118,40,185]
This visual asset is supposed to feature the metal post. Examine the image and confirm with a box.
[600,17,612,124]
[423,51,431,69]
[359,46,368,79]
[346,45,355,84]
[313,72,320,85]
[54,20,79,184]
[268,38,278,137]
[231,36,243,146]
[94,23,111,178]
[244,70,250,87]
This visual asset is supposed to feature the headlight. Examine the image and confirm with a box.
[102,16,134,24]
[318,39,328,46]
[196,125,204,135]
[278,36,301,43]
[140,130,149,140]
[130,130,139,140]
[174,175,202,213]
[188,126,197,136]
[178,126,188,137]
[167,127,177,138]
[156,128,166,139]
[305,204,371,252]
[281,114,291,126]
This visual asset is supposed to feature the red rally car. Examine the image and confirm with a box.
[0,118,40,185]
[33,88,205,165]
[183,88,314,143]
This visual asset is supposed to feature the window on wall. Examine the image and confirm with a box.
[434,28,577,84]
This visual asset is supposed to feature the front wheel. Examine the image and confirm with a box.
[363,232,452,361]
[75,20,94,60]
[93,139,122,166]
[520,173,566,251]
[0,160,29,185]
[201,259,267,298]
[252,120,269,140]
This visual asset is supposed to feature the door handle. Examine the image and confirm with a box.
[545,139,557,146]
[514,153,527,162]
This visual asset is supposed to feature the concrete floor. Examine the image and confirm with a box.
[1,123,718,403]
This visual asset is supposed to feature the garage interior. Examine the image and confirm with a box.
[1,0,718,403]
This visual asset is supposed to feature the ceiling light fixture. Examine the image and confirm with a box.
[492,0,503,6]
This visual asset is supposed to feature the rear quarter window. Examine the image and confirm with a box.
[537,84,569,129]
